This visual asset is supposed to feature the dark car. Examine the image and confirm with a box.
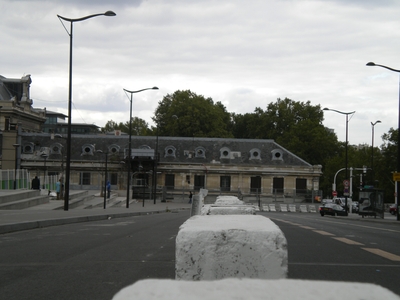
[389,204,397,215]
[319,203,348,216]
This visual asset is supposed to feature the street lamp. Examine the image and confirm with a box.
[96,150,108,209]
[57,10,116,211]
[123,87,159,208]
[13,144,20,190]
[323,107,355,214]
[367,61,400,221]
[371,120,381,184]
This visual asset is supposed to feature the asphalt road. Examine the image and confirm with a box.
[259,211,400,296]
[1,210,399,299]
[0,210,191,300]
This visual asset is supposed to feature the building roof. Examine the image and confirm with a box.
[20,133,313,167]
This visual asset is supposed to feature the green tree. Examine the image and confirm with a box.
[121,117,151,136]
[153,90,233,138]
[101,120,122,133]
[101,117,150,136]
[375,128,397,203]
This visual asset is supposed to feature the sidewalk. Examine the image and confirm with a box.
[0,195,192,234]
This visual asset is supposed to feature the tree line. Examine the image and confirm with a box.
[101,90,397,203]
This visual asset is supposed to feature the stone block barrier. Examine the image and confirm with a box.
[113,278,400,300]
[175,215,288,280]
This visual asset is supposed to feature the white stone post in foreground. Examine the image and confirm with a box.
[175,215,288,280]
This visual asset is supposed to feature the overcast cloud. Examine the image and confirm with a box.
[1,0,400,146]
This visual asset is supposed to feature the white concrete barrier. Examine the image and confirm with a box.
[280,204,288,212]
[113,278,400,300]
[288,204,297,212]
[201,204,256,215]
[175,215,288,280]
[263,205,270,212]
[308,205,317,213]
[300,205,308,212]
[269,204,277,212]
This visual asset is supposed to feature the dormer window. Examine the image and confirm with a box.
[81,144,95,156]
[271,149,283,161]
[108,144,120,155]
[165,146,176,158]
[22,142,34,154]
[220,147,231,159]
[250,148,261,160]
[195,146,206,158]
[50,143,63,155]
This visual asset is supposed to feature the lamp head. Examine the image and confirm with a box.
[371,120,381,126]
[152,87,159,90]
[104,11,116,17]
[323,108,329,111]
[366,62,376,66]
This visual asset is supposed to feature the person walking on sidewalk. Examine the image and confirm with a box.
[107,181,111,199]
[56,179,61,200]
[31,176,40,190]
[188,191,193,204]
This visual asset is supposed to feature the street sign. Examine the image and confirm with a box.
[343,179,350,187]
[332,191,337,197]
[393,172,400,182]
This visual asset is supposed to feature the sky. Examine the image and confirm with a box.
[1,0,400,147]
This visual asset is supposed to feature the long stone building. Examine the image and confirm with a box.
[19,133,322,202]
[1,75,322,202]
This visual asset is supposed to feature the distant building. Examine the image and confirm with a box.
[43,111,100,134]
[0,75,46,169]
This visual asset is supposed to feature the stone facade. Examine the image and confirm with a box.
[18,133,322,201]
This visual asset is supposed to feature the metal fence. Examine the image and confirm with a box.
[0,169,59,191]
[133,185,323,204]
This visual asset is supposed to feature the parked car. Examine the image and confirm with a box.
[321,199,333,205]
[319,203,348,216]
[389,204,397,215]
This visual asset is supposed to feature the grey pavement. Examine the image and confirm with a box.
[0,194,192,234]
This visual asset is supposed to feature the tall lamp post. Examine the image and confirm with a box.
[123,87,159,208]
[96,150,108,209]
[323,108,355,214]
[367,62,400,221]
[13,144,20,190]
[371,120,381,184]
[57,10,116,211]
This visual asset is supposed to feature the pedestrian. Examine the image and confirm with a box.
[56,179,61,200]
[188,191,193,204]
[107,180,111,199]
[31,176,40,190]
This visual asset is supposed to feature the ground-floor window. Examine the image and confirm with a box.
[296,178,307,194]
[80,172,91,185]
[110,173,118,185]
[165,174,175,190]
[273,177,284,194]
[250,176,261,193]
[194,175,205,191]
[220,176,231,192]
